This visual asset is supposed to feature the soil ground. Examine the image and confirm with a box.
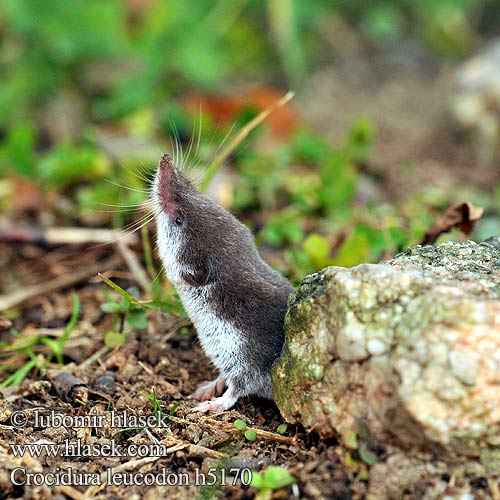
[0,243,358,500]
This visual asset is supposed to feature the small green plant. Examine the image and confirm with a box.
[250,465,296,500]
[99,271,185,337]
[169,401,182,416]
[0,293,81,386]
[233,419,257,441]
[276,423,288,435]
[142,387,162,416]
[343,417,378,479]
[141,389,181,419]
[100,274,150,346]
[117,387,166,433]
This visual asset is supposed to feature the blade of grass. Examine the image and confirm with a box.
[41,292,81,364]
[59,293,80,348]
[1,355,38,387]
[98,273,152,306]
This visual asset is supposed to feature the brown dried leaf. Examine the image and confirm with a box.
[421,202,484,246]
[181,87,299,141]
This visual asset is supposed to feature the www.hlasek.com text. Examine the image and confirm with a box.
[10,438,173,458]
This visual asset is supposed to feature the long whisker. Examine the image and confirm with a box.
[93,200,154,214]
[181,115,218,184]
[105,179,150,194]
[120,161,156,185]
[183,121,196,172]
[94,207,151,214]
[88,209,159,249]
[121,208,159,234]
[210,120,237,160]
[195,108,203,162]
[169,119,182,169]
[96,199,154,209]
[185,109,204,175]
[190,120,238,187]
[149,265,164,287]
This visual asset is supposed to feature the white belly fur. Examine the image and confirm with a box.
[177,283,245,381]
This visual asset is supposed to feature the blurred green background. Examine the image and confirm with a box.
[1,0,500,282]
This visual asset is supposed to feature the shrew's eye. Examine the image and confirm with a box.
[174,216,183,226]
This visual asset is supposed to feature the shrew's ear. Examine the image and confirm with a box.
[181,252,220,287]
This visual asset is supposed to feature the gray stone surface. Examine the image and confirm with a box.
[272,240,500,459]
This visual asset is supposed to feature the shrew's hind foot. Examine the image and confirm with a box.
[191,384,239,413]
[192,376,226,401]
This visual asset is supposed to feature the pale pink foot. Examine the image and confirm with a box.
[191,385,239,413]
[192,375,226,401]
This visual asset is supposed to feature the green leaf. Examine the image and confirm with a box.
[244,429,257,441]
[276,423,287,435]
[333,231,371,268]
[104,332,126,348]
[357,465,369,481]
[250,471,264,489]
[262,466,296,490]
[125,310,148,330]
[3,0,127,63]
[177,30,225,86]
[234,419,247,431]
[142,387,162,414]
[303,233,333,268]
[100,302,123,314]
[358,446,377,466]
[356,417,371,441]
[169,402,182,416]
[362,5,403,43]
[263,211,305,247]
[344,450,356,469]
[292,129,330,165]
[303,233,329,260]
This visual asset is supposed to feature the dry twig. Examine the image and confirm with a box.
[0,257,121,312]
[116,238,151,293]
[0,226,137,246]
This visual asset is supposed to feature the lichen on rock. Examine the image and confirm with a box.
[272,240,500,459]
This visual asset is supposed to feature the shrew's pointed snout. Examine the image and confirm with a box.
[158,153,175,191]
[159,153,174,175]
